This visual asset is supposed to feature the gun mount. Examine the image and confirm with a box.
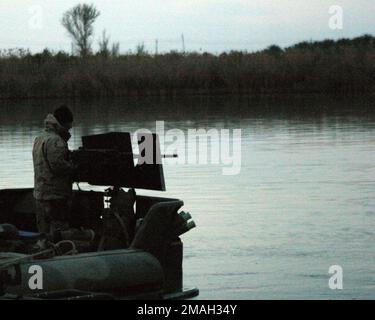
[71,132,168,191]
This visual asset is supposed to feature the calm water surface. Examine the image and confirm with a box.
[1,95,375,299]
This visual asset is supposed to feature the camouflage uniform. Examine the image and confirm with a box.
[33,114,75,234]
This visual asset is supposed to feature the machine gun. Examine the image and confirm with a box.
[70,132,174,191]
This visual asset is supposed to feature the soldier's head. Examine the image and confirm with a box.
[54,105,74,130]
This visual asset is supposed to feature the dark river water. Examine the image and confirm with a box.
[1,94,375,299]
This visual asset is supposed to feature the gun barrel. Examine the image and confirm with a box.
[133,154,178,159]
[162,154,178,158]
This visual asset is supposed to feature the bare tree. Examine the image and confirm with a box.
[136,42,147,56]
[62,3,100,58]
[98,29,110,58]
[98,30,120,58]
[111,42,120,58]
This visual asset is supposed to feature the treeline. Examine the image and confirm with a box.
[0,34,374,99]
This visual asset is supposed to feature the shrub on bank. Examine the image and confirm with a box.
[0,35,374,99]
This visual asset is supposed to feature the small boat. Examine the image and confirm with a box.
[0,132,199,300]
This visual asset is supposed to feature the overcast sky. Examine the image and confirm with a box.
[0,0,373,54]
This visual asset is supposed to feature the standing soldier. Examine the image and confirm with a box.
[32,105,76,235]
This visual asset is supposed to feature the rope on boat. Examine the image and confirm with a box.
[0,240,77,271]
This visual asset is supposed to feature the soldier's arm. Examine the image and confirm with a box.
[45,137,75,176]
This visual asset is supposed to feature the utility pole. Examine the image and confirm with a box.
[155,39,159,56]
[181,33,185,53]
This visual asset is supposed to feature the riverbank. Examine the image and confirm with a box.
[0,35,374,100]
